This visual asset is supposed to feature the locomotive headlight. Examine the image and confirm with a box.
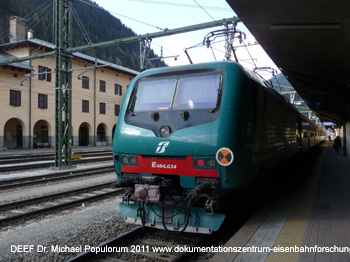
[121,156,129,165]
[160,125,171,137]
[194,157,216,169]
[129,156,137,165]
[205,158,216,168]
[195,158,205,168]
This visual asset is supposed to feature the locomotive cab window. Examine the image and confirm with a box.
[133,78,177,112]
[132,72,222,113]
[174,74,221,109]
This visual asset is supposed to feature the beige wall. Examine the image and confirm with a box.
[7,48,30,58]
[0,46,135,150]
[0,67,29,149]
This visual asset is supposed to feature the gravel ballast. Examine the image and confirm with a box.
[0,197,136,262]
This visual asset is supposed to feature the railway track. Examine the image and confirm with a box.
[67,226,211,262]
[0,154,113,173]
[0,182,122,226]
[0,165,115,190]
[0,149,112,163]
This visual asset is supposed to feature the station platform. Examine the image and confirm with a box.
[211,141,350,262]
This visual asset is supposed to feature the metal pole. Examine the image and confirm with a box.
[94,63,96,146]
[140,38,151,71]
[64,0,73,166]
[55,0,63,167]
[224,24,231,61]
[29,52,33,149]
[55,0,72,168]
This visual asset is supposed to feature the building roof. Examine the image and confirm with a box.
[0,38,139,76]
[0,52,31,72]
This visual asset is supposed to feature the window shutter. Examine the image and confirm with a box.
[38,66,44,80]
[47,68,52,82]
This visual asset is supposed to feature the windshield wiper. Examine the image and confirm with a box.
[210,89,221,113]
[128,109,136,116]
[211,106,219,113]
[128,95,137,116]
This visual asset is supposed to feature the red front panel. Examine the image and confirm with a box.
[121,155,218,178]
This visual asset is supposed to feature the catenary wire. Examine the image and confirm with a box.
[126,0,233,12]
[76,0,164,30]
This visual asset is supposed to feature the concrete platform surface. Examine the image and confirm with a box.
[211,141,350,262]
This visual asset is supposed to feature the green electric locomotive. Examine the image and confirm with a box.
[112,61,324,234]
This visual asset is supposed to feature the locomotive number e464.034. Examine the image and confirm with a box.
[151,162,177,169]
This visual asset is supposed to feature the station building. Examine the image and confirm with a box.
[0,17,139,151]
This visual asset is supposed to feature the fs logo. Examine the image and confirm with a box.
[156,141,170,154]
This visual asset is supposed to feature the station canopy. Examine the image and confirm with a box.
[226,0,350,124]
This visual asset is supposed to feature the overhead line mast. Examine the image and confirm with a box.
[54,0,73,168]
[0,4,240,167]
[0,17,241,67]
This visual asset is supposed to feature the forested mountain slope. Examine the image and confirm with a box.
[0,0,165,70]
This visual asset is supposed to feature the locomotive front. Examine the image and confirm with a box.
[113,62,244,234]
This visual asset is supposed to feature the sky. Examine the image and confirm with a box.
[92,0,279,77]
